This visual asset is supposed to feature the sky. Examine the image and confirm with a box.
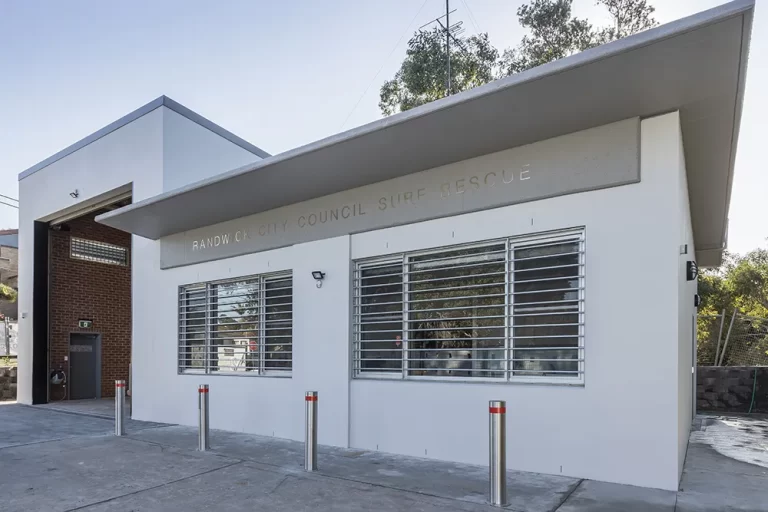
[0,0,765,255]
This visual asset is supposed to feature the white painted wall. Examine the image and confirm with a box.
[131,235,352,448]
[675,115,696,481]
[347,113,685,491]
[17,104,265,407]
[162,108,261,192]
[17,107,165,405]
[19,109,694,492]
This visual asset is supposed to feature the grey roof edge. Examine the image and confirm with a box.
[97,0,754,228]
[720,5,754,253]
[18,96,270,181]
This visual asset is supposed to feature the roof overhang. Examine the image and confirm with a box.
[97,0,754,267]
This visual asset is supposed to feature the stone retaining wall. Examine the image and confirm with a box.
[0,366,17,401]
[697,366,767,413]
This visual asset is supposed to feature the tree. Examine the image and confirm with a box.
[596,0,658,44]
[379,28,499,116]
[0,284,16,303]
[698,248,768,365]
[699,249,768,319]
[380,0,658,115]
[500,0,657,74]
[500,0,595,74]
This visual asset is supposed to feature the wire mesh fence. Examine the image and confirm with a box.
[697,310,768,367]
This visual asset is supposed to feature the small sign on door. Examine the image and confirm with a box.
[78,319,93,328]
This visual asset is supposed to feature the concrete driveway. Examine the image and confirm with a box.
[0,401,765,511]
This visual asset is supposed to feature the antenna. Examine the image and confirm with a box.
[419,1,465,98]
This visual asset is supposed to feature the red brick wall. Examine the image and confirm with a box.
[49,213,131,399]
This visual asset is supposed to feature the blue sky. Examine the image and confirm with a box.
[0,0,765,255]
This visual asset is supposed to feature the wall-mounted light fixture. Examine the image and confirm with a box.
[686,261,699,281]
[312,271,326,288]
[70,189,79,198]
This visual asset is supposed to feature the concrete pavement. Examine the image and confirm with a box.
[0,401,765,511]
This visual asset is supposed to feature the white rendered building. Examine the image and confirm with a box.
[16,0,754,491]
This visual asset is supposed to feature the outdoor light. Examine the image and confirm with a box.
[686,261,699,281]
[312,271,325,288]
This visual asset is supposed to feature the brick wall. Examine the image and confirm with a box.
[697,366,767,413]
[49,214,131,399]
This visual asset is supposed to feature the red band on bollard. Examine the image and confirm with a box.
[305,395,318,402]
[115,383,125,388]
[199,388,209,393]
[489,407,506,414]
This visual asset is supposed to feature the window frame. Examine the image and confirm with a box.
[352,228,585,385]
[178,271,293,377]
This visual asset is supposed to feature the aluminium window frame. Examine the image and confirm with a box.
[352,228,585,385]
[178,271,293,377]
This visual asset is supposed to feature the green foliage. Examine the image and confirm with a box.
[500,0,595,74]
[379,28,499,116]
[698,248,768,365]
[0,284,16,303]
[380,0,658,115]
[699,249,768,318]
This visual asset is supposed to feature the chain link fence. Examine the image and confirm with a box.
[697,310,768,366]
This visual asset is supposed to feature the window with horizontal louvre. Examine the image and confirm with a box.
[70,237,129,266]
[353,229,584,384]
[179,272,293,376]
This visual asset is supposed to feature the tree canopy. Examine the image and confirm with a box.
[699,249,768,319]
[380,0,657,115]
[698,248,768,365]
[379,29,498,116]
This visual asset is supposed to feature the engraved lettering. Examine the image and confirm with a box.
[193,241,199,251]
[308,213,317,226]
[298,216,306,228]
[502,169,514,184]
[417,188,426,200]
[520,165,531,180]
[456,179,466,194]
[342,205,351,218]
[378,198,387,211]
[331,208,340,220]
[484,172,496,186]
[440,183,451,198]
[319,211,328,223]
[469,176,479,190]
[404,191,413,203]
[358,203,367,215]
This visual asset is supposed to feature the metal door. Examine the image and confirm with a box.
[69,333,101,399]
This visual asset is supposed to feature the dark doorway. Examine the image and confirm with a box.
[69,333,101,400]
[32,221,49,404]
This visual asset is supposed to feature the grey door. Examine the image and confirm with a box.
[69,333,101,400]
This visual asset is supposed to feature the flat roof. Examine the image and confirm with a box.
[18,96,270,180]
[97,0,753,267]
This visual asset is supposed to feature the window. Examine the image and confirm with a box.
[71,237,129,266]
[179,272,293,376]
[353,229,584,384]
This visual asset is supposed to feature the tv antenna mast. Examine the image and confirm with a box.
[419,0,465,97]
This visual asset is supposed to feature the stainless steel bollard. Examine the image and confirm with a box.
[114,380,126,436]
[198,384,210,451]
[304,391,318,471]
[489,400,507,507]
